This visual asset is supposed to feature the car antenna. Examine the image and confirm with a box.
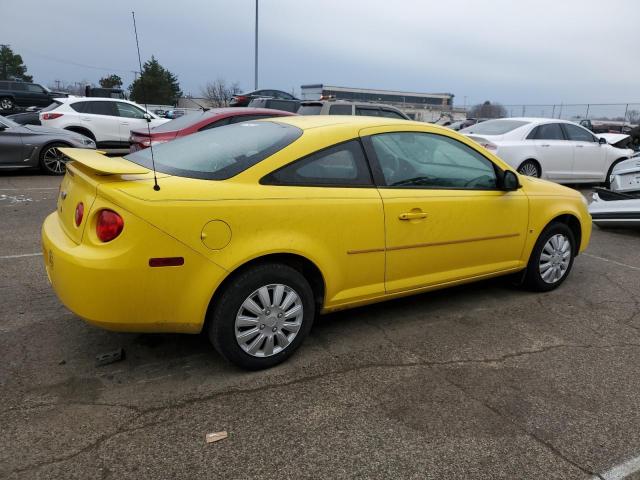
[189,98,209,112]
[132,11,160,191]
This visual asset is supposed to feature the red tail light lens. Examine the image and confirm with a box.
[74,202,84,226]
[42,113,64,120]
[96,210,124,242]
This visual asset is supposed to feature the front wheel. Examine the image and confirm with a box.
[39,143,69,175]
[523,223,575,292]
[208,263,315,370]
[0,97,15,111]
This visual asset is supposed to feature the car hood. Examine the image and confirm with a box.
[599,133,630,148]
[520,175,583,198]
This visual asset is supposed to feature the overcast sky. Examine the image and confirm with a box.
[2,0,638,107]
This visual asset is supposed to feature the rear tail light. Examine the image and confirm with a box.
[74,202,84,226]
[234,95,247,102]
[41,113,64,120]
[96,210,124,242]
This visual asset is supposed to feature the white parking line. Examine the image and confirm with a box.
[592,454,640,480]
[584,253,640,272]
[0,253,42,260]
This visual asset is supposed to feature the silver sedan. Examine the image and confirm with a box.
[0,115,95,175]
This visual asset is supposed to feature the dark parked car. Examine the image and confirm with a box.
[128,107,295,152]
[0,114,95,175]
[246,97,300,113]
[0,81,58,112]
[230,89,297,107]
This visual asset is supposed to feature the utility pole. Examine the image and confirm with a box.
[254,0,259,90]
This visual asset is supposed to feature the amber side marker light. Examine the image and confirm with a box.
[149,257,185,267]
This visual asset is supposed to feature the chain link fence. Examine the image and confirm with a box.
[500,103,640,124]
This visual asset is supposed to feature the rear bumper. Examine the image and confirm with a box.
[41,210,227,333]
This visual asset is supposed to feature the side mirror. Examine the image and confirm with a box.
[502,170,521,191]
[598,137,607,145]
[143,113,152,122]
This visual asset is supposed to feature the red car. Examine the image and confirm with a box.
[128,107,295,152]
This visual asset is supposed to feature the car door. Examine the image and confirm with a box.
[261,139,385,305]
[115,102,151,143]
[526,122,574,180]
[0,120,25,165]
[25,84,50,107]
[361,127,528,293]
[562,123,606,181]
[75,101,120,145]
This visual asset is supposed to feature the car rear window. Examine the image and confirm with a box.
[152,111,205,132]
[41,101,62,112]
[298,104,322,115]
[125,121,302,180]
[460,119,529,135]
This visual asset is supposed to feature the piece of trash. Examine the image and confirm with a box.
[95,348,125,367]
[206,431,228,444]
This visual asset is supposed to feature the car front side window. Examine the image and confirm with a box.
[370,132,498,189]
[116,102,147,119]
[563,123,596,142]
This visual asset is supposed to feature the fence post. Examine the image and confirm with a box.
[552,105,556,118]
[522,105,525,116]
[585,104,590,119]
[624,103,629,124]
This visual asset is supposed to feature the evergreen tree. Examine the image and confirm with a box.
[129,56,182,105]
[0,46,33,81]
[99,74,123,89]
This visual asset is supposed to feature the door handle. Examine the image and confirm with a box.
[81,117,90,121]
[399,212,428,221]
[576,144,584,148]
[540,144,550,147]
[121,122,129,126]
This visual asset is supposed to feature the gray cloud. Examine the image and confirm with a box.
[2,0,638,105]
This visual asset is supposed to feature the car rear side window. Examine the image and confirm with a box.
[563,123,596,142]
[356,107,381,117]
[72,101,116,116]
[461,119,529,135]
[262,140,373,187]
[379,109,406,119]
[329,104,353,115]
[527,123,565,140]
[125,121,302,180]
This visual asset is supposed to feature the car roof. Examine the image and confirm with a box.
[267,114,423,132]
[490,117,577,125]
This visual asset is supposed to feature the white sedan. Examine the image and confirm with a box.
[460,118,634,184]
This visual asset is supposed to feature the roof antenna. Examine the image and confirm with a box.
[132,11,160,191]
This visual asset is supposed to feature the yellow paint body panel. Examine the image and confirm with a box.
[42,116,591,332]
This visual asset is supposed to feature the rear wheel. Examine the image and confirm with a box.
[517,160,541,178]
[0,97,14,111]
[523,222,575,292]
[39,143,69,175]
[208,263,315,370]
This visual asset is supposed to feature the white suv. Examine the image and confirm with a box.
[39,97,169,150]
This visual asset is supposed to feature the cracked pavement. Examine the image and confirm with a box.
[2,173,640,479]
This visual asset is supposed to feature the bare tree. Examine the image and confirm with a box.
[201,79,242,107]
[468,101,507,119]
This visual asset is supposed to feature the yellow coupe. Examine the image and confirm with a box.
[42,116,591,369]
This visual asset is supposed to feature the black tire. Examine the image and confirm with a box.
[208,263,315,370]
[39,142,70,175]
[0,97,14,111]
[523,222,576,292]
[517,160,541,178]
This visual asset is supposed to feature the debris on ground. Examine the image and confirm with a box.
[205,431,228,444]
[95,348,126,367]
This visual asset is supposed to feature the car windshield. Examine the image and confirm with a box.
[0,115,18,128]
[461,119,529,135]
[125,121,302,180]
[151,111,209,132]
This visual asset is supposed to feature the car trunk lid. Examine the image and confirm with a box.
[56,148,152,244]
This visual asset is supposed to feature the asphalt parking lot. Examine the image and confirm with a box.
[2,172,640,480]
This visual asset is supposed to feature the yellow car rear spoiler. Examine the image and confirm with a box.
[59,148,150,175]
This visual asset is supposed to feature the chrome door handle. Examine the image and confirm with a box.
[399,212,428,221]
[540,144,550,147]
[576,144,584,148]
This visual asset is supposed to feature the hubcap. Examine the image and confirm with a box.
[539,234,571,284]
[234,284,303,357]
[43,147,67,174]
[519,162,539,177]
[0,99,11,109]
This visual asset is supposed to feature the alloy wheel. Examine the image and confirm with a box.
[42,147,67,174]
[539,233,571,284]
[234,283,304,357]
[0,98,13,110]
[518,162,539,177]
